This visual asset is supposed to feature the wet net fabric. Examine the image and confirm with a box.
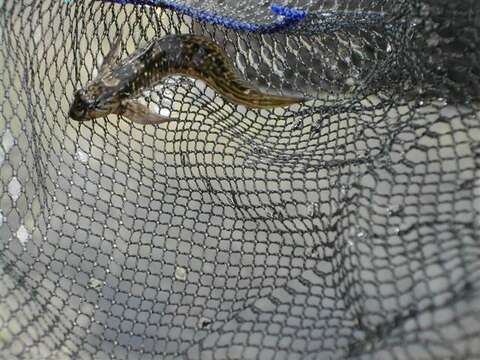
[1,0,480,359]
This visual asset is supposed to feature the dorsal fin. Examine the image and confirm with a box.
[99,33,123,76]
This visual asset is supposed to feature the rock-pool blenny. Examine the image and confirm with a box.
[69,34,305,124]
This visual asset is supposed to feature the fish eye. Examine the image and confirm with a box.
[75,90,98,108]
[77,90,88,102]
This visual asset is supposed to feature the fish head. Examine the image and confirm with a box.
[69,82,121,121]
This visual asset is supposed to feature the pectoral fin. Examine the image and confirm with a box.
[99,34,123,75]
[117,100,172,125]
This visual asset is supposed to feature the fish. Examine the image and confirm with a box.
[69,34,305,125]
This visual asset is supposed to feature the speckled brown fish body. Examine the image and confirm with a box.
[121,34,303,107]
[69,34,304,124]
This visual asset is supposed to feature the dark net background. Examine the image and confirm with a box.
[1,0,480,359]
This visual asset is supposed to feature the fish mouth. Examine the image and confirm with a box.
[69,105,116,121]
[69,106,89,121]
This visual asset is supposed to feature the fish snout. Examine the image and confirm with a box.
[69,91,90,121]
[69,104,88,121]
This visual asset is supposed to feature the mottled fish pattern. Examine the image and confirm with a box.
[69,34,305,124]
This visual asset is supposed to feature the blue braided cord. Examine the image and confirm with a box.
[99,0,307,33]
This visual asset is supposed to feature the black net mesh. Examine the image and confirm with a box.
[1,0,480,359]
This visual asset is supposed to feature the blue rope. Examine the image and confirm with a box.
[99,0,307,33]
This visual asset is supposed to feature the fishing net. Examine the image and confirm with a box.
[1,0,479,359]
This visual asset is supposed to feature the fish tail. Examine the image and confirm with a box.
[182,36,304,109]
[172,35,306,109]
[209,77,305,109]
